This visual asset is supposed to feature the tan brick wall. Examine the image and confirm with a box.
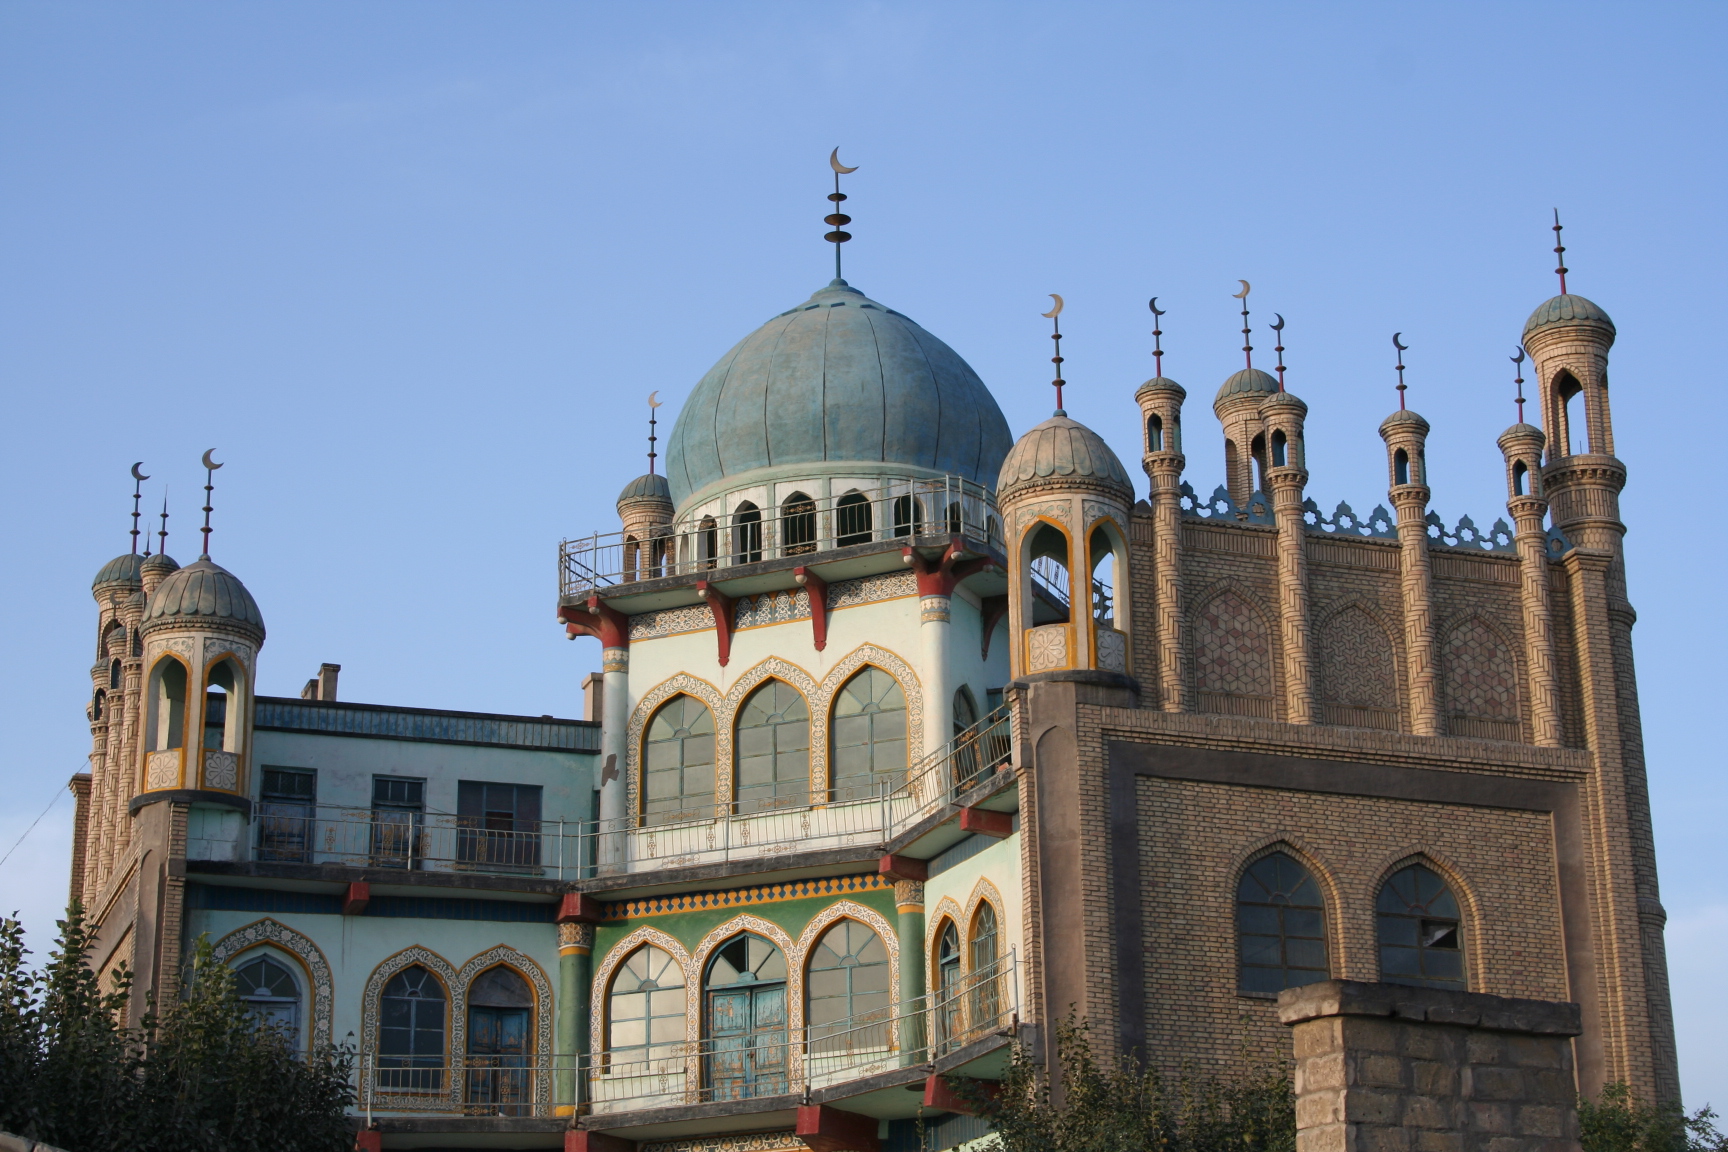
[1130,775,1566,1073]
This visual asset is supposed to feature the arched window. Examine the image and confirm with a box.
[380,965,446,1091]
[1250,433,1269,493]
[933,919,961,1047]
[1377,863,1465,990]
[836,492,872,547]
[644,696,715,825]
[968,903,1002,1029]
[892,495,923,538]
[781,492,816,556]
[467,966,532,1114]
[236,954,302,1049]
[1236,852,1330,994]
[1088,528,1115,628]
[831,668,908,803]
[146,658,187,752]
[733,503,762,565]
[734,681,810,813]
[623,535,641,581]
[806,921,889,1054]
[92,689,105,722]
[699,516,718,570]
[1557,371,1584,456]
[204,659,240,753]
[1272,429,1288,467]
[1147,413,1163,452]
[109,658,122,690]
[952,686,978,737]
[945,501,963,535]
[1512,460,1528,496]
[608,945,686,1069]
[705,934,787,1099]
[1027,523,1071,624]
[1394,448,1411,486]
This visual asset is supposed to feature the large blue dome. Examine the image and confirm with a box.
[664,279,1013,510]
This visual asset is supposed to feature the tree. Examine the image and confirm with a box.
[0,906,356,1152]
[1580,1083,1728,1152]
[973,1018,1295,1152]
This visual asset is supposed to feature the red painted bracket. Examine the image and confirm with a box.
[794,567,828,651]
[696,580,735,667]
[923,1073,1000,1116]
[342,881,370,916]
[980,594,1009,660]
[355,1129,383,1152]
[557,892,604,924]
[904,537,994,599]
[796,1103,880,1152]
[878,854,928,882]
[567,1132,636,1152]
[560,597,629,649]
[959,806,1013,839]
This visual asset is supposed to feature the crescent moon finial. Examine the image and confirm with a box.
[1270,313,1285,332]
[1148,297,1165,317]
[131,462,149,482]
[648,390,662,408]
[1041,293,1065,318]
[201,449,223,471]
[1233,280,1251,299]
[1510,347,1525,366]
[1392,332,1408,352]
[829,148,858,175]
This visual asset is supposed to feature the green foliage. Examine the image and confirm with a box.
[0,905,356,1152]
[974,1018,1295,1152]
[1580,1083,1728,1152]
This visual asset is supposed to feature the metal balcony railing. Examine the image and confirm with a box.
[356,952,1018,1119]
[560,474,1002,600]
[232,708,1015,880]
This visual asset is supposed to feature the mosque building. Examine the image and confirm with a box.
[66,185,1676,1151]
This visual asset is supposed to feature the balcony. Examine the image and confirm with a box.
[356,952,1019,1122]
[559,474,1004,613]
[216,708,1015,881]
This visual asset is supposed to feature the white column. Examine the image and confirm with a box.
[598,648,630,871]
[920,596,953,757]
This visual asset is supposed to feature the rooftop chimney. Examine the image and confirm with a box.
[301,663,342,701]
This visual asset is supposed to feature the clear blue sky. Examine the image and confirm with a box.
[2,0,1721,1106]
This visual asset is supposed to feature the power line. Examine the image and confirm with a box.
[0,785,69,871]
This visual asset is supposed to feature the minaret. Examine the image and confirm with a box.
[1379,335,1442,736]
[1212,283,1278,505]
[1520,217,1677,1099]
[1498,354,1562,747]
[1260,315,1315,724]
[616,395,674,580]
[1134,298,1188,712]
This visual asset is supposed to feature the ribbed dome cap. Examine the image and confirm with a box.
[142,553,180,576]
[1134,376,1185,399]
[998,414,1133,499]
[143,559,264,637]
[664,279,1012,510]
[1379,409,1431,436]
[1215,368,1280,404]
[1524,294,1615,337]
[617,473,672,504]
[93,553,143,589]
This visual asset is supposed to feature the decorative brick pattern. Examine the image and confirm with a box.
[1317,607,1398,729]
[1194,591,1274,700]
[1441,617,1521,741]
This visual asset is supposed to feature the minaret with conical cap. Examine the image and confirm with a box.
[1379,336,1443,736]
[1135,299,1188,711]
[1520,217,1677,1100]
[1260,318,1315,724]
[1498,356,1563,747]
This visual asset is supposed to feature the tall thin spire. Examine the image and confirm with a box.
[1512,347,1527,423]
[825,149,857,281]
[1270,314,1287,391]
[1392,333,1409,410]
[156,493,169,557]
[199,449,223,560]
[1148,298,1166,378]
[1041,294,1066,415]
[1552,209,1568,294]
[1233,281,1253,369]
[646,391,663,475]
[129,462,149,554]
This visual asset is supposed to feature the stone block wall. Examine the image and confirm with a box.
[1279,980,1582,1152]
